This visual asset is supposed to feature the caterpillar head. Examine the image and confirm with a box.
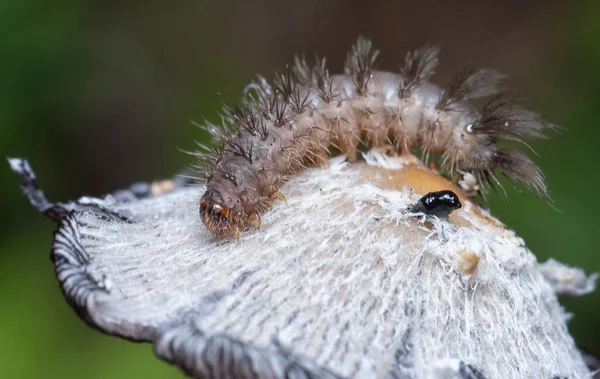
[199,188,244,238]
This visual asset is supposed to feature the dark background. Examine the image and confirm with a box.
[1,1,599,377]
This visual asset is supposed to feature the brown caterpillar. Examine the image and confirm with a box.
[195,36,555,238]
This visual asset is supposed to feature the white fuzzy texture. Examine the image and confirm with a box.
[70,152,594,379]
[540,259,598,296]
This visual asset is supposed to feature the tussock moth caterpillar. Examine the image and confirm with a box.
[195,36,556,238]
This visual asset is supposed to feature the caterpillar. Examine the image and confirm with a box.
[196,36,555,238]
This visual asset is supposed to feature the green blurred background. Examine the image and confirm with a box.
[1,0,599,377]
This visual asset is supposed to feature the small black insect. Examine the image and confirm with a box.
[410,190,462,218]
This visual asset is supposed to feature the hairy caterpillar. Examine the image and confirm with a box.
[196,36,555,238]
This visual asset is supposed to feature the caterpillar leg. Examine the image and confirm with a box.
[397,143,421,166]
[341,135,360,163]
[395,134,413,157]
[248,211,262,230]
[271,191,288,205]
[309,147,330,169]
[372,144,398,157]
[344,145,358,163]
[458,170,480,196]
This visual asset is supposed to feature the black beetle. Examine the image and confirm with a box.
[410,190,462,218]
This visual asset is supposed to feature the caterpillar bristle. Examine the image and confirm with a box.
[250,83,291,128]
[494,149,547,196]
[292,55,313,86]
[255,90,277,120]
[313,56,338,103]
[196,120,225,140]
[475,95,556,140]
[222,139,253,164]
[203,124,233,149]
[460,145,547,197]
[345,36,380,96]
[230,102,269,141]
[274,66,295,102]
[438,68,507,110]
[460,154,501,197]
[243,74,273,100]
[274,66,310,113]
[273,97,292,127]
[400,44,440,98]
[196,36,557,237]
[191,143,222,180]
